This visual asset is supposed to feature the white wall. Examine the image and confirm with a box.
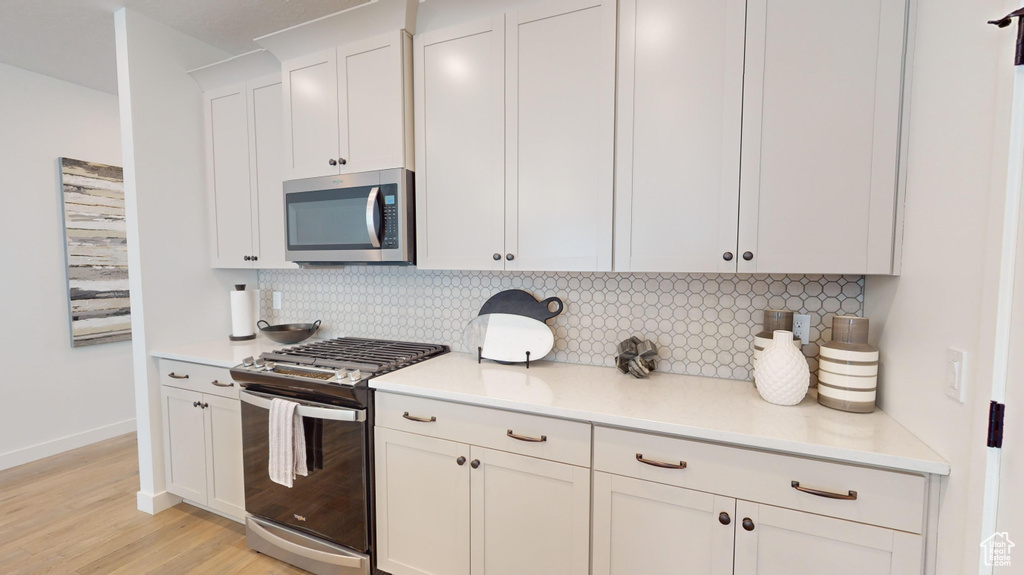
[0,62,134,470]
[114,8,255,513]
[864,0,1015,572]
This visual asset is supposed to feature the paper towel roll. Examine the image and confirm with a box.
[230,286,255,339]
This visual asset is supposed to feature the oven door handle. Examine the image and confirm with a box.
[241,391,366,422]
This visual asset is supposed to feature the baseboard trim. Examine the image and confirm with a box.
[137,490,182,515]
[0,418,137,472]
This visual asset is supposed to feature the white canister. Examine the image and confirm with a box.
[229,284,256,341]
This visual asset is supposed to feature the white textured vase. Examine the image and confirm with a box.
[755,330,810,406]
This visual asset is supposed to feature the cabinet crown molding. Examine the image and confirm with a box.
[255,0,418,61]
[188,49,281,92]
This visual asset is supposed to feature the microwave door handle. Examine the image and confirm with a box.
[365,186,382,248]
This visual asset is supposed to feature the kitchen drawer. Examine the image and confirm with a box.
[593,426,926,534]
[375,392,591,467]
[158,359,240,400]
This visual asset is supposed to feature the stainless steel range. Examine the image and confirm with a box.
[230,337,448,575]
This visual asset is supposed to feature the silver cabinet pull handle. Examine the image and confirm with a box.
[507,429,546,442]
[402,412,436,423]
[168,372,189,379]
[636,453,687,469]
[791,481,858,500]
[211,380,234,388]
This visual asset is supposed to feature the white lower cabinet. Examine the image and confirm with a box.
[593,424,928,575]
[375,395,932,575]
[470,447,590,575]
[592,472,736,575]
[733,501,923,575]
[375,428,471,575]
[162,385,209,503]
[374,395,591,575]
[160,367,245,521]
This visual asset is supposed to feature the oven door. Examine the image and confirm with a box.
[241,390,369,553]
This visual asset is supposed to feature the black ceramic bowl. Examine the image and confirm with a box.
[257,319,321,345]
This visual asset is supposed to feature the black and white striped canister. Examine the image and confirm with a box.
[818,315,878,413]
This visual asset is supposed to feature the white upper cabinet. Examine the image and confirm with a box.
[737,0,909,274]
[205,84,255,268]
[614,0,746,273]
[414,17,506,271]
[249,76,290,268]
[203,75,295,269]
[282,31,413,181]
[615,0,910,274]
[415,0,616,271]
[505,0,616,272]
[282,50,340,180]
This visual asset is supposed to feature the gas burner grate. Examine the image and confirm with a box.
[261,337,449,374]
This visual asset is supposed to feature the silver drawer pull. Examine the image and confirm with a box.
[636,453,687,470]
[791,481,858,500]
[211,380,234,388]
[168,372,189,379]
[507,429,547,443]
[402,412,436,423]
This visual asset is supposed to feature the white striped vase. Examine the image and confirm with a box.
[817,316,878,413]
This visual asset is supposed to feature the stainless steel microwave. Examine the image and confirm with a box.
[284,169,415,265]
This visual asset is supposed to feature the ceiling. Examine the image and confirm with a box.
[0,0,367,94]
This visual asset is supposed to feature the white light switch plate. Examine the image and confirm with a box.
[793,314,811,345]
[946,348,966,403]
[273,291,283,310]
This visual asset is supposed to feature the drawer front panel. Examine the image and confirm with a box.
[158,359,240,400]
[594,426,925,533]
[376,392,591,467]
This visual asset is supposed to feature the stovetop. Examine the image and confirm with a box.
[261,337,449,373]
[230,337,448,405]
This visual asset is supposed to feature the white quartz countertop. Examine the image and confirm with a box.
[371,352,950,476]
[150,335,303,369]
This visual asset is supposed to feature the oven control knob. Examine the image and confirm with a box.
[348,370,362,382]
[263,362,276,372]
[242,356,255,367]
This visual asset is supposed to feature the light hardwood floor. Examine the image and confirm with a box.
[0,433,305,574]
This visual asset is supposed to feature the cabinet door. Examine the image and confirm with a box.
[414,17,506,271]
[248,76,296,269]
[160,386,207,504]
[375,428,471,575]
[204,83,254,268]
[614,0,745,273]
[505,0,616,271]
[470,447,589,575]
[203,394,245,520]
[738,0,908,274]
[733,501,923,575]
[282,49,340,180]
[338,32,408,173]
[592,472,735,575]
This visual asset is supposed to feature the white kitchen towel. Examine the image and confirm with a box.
[269,398,308,488]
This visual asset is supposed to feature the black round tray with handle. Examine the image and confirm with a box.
[257,319,321,345]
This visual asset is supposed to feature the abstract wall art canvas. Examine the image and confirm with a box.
[58,157,131,347]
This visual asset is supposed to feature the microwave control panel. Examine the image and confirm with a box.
[382,193,399,249]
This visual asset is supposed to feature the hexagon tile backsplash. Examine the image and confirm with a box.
[257,268,864,384]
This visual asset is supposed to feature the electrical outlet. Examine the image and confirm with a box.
[946,348,967,403]
[793,314,811,345]
[273,291,283,310]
